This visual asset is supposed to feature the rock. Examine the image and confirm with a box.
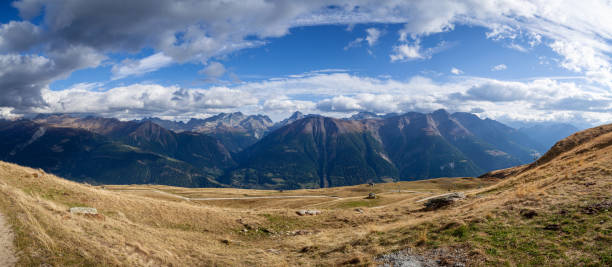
[259,227,273,234]
[296,209,321,216]
[355,208,364,213]
[266,248,280,254]
[306,210,321,215]
[344,257,361,264]
[423,193,465,211]
[582,200,612,214]
[299,246,317,253]
[520,209,538,219]
[221,239,230,245]
[543,224,561,231]
[288,229,319,236]
[69,207,98,215]
[366,192,377,199]
[377,247,469,267]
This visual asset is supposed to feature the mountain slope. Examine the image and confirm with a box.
[0,120,219,187]
[228,116,397,189]
[230,110,545,188]
[518,123,579,150]
[377,111,482,178]
[142,112,274,152]
[33,115,235,170]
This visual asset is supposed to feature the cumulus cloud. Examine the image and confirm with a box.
[390,41,425,61]
[0,47,105,112]
[390,39,452,62]
[199,62,226,79]
[1,0,612,125]
[232,72,612,125]
[365,28,382,46]
[1,69,610,126]
[33,84,257,120]
[263,97,316,112]
[491,64,507,71]
[450,67,463,75]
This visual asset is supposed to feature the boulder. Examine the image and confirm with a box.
[544,224,561,231]
[423,193,465,211]
[519,209,538,219]
[366,192,377,199]
[69,207,98,215]
[296,209,321,216]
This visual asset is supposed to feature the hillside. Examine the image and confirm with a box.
[228,116,398,189]
[142,112,274,152]
[229,110,544,188]
[518,123,580,150]
[0,111,569,189]
[2,118,233,187]
[0,122,610,266]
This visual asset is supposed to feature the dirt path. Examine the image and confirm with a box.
[150,190,340,201]
[190,195,340,201]
[0,212,17,267]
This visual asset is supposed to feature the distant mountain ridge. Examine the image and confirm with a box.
[0,110,580,189]
[225,110,551,189]
[141,112,274,152]
[13,115,236,186]
[518,123,580,150]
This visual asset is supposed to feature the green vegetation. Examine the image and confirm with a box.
[372,202,611,266]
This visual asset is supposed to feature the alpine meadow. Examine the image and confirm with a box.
[0,1,610,266]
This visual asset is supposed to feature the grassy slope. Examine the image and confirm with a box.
[0,124,610,266]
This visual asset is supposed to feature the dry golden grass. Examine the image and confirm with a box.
[0,161,496,266]
[0,124,610,266]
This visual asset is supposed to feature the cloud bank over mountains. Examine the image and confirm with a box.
[1,0,611,126]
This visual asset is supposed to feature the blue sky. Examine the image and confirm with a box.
[51,23,572,89]
[1,1,611,127]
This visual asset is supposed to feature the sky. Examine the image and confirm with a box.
[1,1,611,128]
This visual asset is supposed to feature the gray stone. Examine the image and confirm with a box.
[296,209,321,216]
[423,193,465,211]
[69,207,98,215]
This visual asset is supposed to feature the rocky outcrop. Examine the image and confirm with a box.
[422,193,465,211]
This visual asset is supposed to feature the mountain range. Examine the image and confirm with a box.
[0,110,578,189]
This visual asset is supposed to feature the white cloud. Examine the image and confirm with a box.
[491,64,507,71]
[35,84,257,120]
[344,27,383,51]
[199,62,226,79]
[231,72,612,125]
[1,0,612,125]
[0,70,609,126]
[390,41,424,61]
[111,53,173,80]
[0,48,105,111]
[365,28,382,46]
[450,67,463,75]
[506,43,528,52]
[263,97,315,112]
[0,107,19,119]
[390,39,452,62]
